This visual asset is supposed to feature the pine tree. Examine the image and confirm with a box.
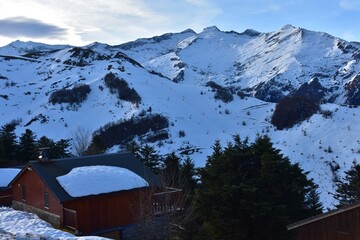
[37,136,71,159]
[17,129,38,163]
[335,163,360,207]
[85,135,106,155]
[179,157,197,191]
[195,135,322,240]
[0,143,5,166]
[162,152,181,187]
[305,187,323,216]
[125,140,140,155]
[0,123,18,162]
[137,144,162,174]
[53,139,71,158]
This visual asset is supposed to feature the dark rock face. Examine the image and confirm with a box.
[173,70,185,83]
[353,50,360,60]
[63,47,110,66]
[253,79,291,103]
[290,78,327,102]
[345,73,360,105]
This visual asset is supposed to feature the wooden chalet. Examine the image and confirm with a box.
[288,202,360,240]
[8,152,163,239]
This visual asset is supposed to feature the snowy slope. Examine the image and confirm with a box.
[121,24,360,103]
[1,25,360,209]
[0,40,69,56]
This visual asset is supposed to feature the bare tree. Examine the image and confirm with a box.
[71,126,91,156]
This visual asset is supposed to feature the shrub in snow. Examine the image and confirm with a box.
[0,94,9,100]
[205,81,233,103]
[271,96,320,130]
[94,114,169,148]
[320,109,333,119]
[179,130,186,138]
[103,72,141,104]
[49,84,91,105]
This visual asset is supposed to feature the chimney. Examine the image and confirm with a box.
[38,147,50,162]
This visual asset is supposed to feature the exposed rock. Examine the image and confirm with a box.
[290,78,327,102]
[345,73,360,105]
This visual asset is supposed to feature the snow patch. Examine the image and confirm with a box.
[0,207,109,239]
[0,207,74,239]
[57,166,148,197]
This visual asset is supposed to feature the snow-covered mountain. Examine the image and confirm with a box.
[1,25,360,209]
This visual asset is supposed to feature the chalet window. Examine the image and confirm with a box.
[21,185,26,201]
[44,192,50,208]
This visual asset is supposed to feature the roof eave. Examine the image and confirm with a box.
[287,201,360,230]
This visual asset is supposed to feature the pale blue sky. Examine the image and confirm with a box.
[0,0,359,47]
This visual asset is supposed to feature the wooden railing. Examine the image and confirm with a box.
[0,188,12,206]
[153,187,183,215]
[63,208,78,232]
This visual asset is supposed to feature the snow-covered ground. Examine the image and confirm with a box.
[0,25,360,210]
[57,165,148,197]
[0,169,21,187]
[0,207,108,240]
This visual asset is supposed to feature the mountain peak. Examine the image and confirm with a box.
[242,29,261,37]
[202,26,220,33]
[181,28,196,34]
[280,24,297,31]
[0,40,69,56]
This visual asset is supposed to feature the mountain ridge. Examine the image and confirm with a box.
[1,25,360,209]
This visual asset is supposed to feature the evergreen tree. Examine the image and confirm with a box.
[179,157,197,191]
[125,140,140,156]
[195,135,322,240]
[335,163,360,207]
[162,152,181,187]
[85,135,106,155]
[137,144,162,174]
[53,139,72,158]
[17,129,38,163]
[0,122,18,162]
[305,187,323,215]
[37,136,71,159]
[0,142,5,166]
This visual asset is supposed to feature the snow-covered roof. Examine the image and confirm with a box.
[56,165,148,197]
[0,168,21,187]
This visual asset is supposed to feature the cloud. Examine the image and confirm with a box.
[339,0,360,10]
[0,17,68,39]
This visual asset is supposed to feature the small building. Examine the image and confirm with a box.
[9,152,161,239]
[288,202,360,240]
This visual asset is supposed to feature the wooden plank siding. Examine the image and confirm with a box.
[0,188,12,206]
[63,188,153,234]
[63,208,78,230]
[292,206,360,240]
[11,167,64,226]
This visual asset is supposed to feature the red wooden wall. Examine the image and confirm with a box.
[11,167,63,218]
[293,207,360,240]
[63,188,152,234]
